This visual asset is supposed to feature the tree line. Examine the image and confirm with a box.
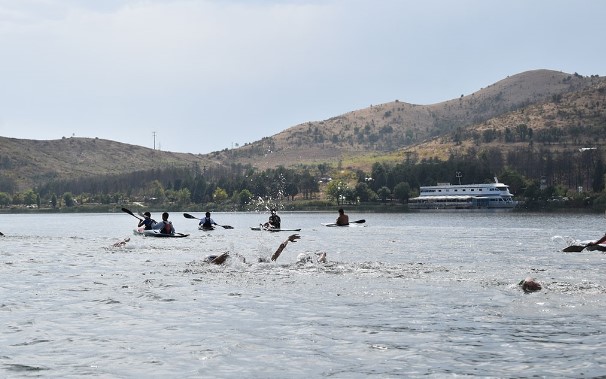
[2,146,606,211]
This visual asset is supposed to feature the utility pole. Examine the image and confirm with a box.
[152,131,156,150]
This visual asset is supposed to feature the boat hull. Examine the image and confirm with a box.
[250,227,301,232]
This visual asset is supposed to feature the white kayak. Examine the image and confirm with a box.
[250,226,301,232]
[322,219,366,227]
[134,228,189,238]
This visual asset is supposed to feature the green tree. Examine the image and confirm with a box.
[393,182,411,203]
[176,188,191,206]
[355,182,376,202]
[284,181,298,201]
[63,192,75,207]
[238,189,253,205]
[22,190,37,206]
[149,180,166,203]
[377,186,391,203]
[213,187,228,203]
[326,180,347,205]
[11,192,24,205]
[0,192,11,207]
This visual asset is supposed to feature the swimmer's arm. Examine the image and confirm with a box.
[271,234,300,261]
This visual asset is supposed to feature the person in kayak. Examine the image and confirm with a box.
[263,209,281,229]
[152,212,175,234]
[336,208,349,226]
[199,212,218,230]
[138,211,157,230]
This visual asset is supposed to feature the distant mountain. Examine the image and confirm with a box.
[217,69,605,169]
[1,69,604,192]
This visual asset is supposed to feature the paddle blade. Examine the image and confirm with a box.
[183,213,199,219]
[353,219,366,224]
[221,225,234,229]
[562,245,586,252]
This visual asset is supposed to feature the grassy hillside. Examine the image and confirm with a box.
[0,137,210,192]
[0,69,604,193]
[218,69,603,169]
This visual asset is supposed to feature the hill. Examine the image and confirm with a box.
[1,69,604,193]
[217,69,605,170]
[0,137,211,192]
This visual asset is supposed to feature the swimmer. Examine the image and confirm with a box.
[204,252,230,265]
[112,237,130,247]
[519,277,542,293]
[296,252,327,264]
[205,235,301,265]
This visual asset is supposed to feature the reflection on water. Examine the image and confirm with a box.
[1,212,606,377]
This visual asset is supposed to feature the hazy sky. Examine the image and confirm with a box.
[1,0,604,154]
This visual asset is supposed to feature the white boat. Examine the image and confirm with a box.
[408,177,517,210]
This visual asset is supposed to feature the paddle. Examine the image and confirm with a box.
[562,244,588,252]
[122,207,143,221]
[183,213,234,229]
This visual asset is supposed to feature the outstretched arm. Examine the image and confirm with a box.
[271,234,301,261]
[588,233,606,246]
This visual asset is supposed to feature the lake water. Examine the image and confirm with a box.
[1,211,606,378]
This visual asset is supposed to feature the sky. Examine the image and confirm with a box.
[0,0,605,155]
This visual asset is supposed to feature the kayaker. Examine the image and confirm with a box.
[336,208,349,226]
[199,212,218,230]
[263,209,281,229]
[152,212,175,235]
[138,211,157,230]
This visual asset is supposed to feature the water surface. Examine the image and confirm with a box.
[1,212,605,378]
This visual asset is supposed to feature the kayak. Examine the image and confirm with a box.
[322,219,366,227]
[322,223,366,227]
[134,227,189,238]
[198,226,215,231]
[142,230,189,238]
[250,226,301,232]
